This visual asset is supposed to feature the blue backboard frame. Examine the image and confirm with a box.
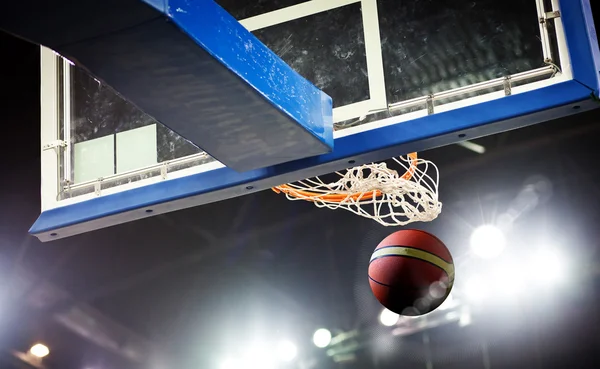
[30,0,600,241]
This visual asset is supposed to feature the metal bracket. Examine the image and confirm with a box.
[62,180,72,193]
[42,140,67,151]
[540,10,560,23]
[160,163,168,180]
[503,76,512,96]
[426,95,435,115]
[94,180,102,196]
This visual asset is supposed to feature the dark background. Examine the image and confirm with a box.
[1,1,600,369]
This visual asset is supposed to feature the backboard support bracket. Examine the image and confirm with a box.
[94,182,102,197]
[504,77,513,96]
[42,140,66,152]
[426,96,435,115]
[541,10,561,23]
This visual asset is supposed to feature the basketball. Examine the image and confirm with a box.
[368,230,454,316]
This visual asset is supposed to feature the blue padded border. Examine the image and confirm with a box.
[30,0,600,239]
[165,0,334,151]
[561,0,600,95]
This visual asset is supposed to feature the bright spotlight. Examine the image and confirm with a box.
[313,328,332,348]
[459,309,472,327]
[29,343,50,358]
[532,248,565,285]
[277,340,297,362]
[379,308,400,326]
[470,225,506,259]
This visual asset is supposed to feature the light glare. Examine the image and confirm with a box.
[30,343,50,358]
[438,293,454,310]
[313,328,332,348]
[492,264,523,298]
[470,225,506,259]
[220,358,239,369]
[459,309,472,327]
[379,308,400,326]
[532,248,565,284]
[465,277,488,302]
[243,345,275,369]
[277,340,297,362]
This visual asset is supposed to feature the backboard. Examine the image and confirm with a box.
[31,0,599,241]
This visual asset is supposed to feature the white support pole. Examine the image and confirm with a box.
[550,0,573,79]
[360,0,387,113]
[62,58,72,184]
[535,0,553,62]
[239,0,360,31]
[40,46,60,211]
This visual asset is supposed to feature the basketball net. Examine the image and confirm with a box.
[272,153,442,226]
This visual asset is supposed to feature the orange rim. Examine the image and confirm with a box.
[272,153,418,202]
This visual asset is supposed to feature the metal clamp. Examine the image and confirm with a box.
[540,10,560,23]
[42,140,67,151]
[503,76,512,96]
[426,95,435,115]
[160,163,169,180]
[94,180,102,196]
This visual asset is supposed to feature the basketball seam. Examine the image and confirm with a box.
[374,244,453,264]
[369,254,453,279]
[370,247,455,277]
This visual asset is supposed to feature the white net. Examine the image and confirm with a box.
[272,153,442,226]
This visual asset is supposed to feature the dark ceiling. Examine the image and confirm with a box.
[1,3,600,369]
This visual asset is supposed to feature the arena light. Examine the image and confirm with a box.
[456,140,486,154]
[277,340,297,362]
[379,308,400,326]
[29,343,50,358]
[470,225,506,259]
[459,308,472,327]
[313,328,332,348]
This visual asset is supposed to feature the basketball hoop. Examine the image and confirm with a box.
[272,153,442,226]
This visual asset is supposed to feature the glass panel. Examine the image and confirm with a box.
[73,135,115,183]
[252,3,369,108]
[59,64,216,200]
[378,0,545,105]
[116,125,158,173]
[335,0,557,131]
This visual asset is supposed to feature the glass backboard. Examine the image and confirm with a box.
[31,0,599,241]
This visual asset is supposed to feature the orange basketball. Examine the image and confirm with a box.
[368,230,454,316]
